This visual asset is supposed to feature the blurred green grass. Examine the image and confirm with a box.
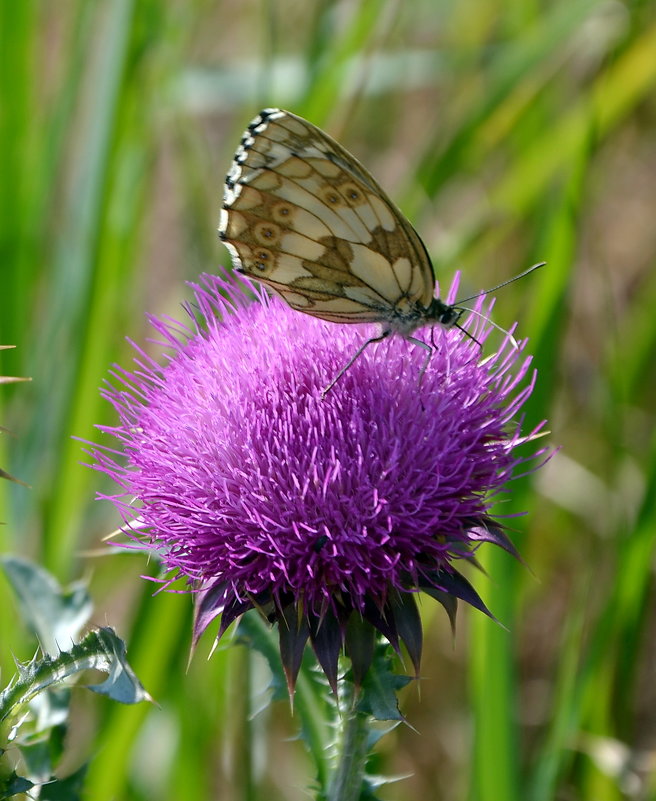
[2,1,656,799]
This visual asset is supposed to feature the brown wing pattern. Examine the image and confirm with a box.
[219,109,436,323]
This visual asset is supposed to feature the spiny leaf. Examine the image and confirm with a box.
[85,628,153,704]
[39,762,88,800]
[0,556,92,657]
[0,771,35,800]
[356,648,411,722]
[0,627,151,726]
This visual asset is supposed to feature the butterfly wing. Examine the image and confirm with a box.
[219,109,435,324]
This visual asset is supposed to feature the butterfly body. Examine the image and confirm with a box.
[383,296,462,337]
[219,109,460,337]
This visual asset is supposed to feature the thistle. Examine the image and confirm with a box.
[91,271,546,694]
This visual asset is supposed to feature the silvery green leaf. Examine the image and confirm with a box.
[0,628,151,727]
[0,556,92,657]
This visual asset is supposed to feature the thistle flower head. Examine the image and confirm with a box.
[91,271,546,692]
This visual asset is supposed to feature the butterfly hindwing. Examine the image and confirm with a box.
[219,109,436,323]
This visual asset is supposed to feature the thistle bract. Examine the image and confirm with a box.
[91,271,545,692]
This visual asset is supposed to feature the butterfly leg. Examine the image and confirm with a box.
[321,330,391,398]
[409,335,434,387]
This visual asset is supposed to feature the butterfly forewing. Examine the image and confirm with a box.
[219,109,436,323]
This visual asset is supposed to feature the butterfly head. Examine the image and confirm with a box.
[422,297,482,353]
[428,298,464,329]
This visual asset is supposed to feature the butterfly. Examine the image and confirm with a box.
[219,108,543,392]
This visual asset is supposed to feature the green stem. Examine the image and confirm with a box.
[328,690,370,801]
[233,646,254,801]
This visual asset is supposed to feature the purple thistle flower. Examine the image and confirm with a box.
[91,270,546,692]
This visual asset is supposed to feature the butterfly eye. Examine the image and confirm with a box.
[340,182,364,206]
[254,221,280,245]
[272,202,294,224]
[253,247,274,274]
[321,187,343,206]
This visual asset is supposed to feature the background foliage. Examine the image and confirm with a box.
[2,1,656,799]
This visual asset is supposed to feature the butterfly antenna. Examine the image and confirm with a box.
[455,261,546,305]
[457,307,520,350]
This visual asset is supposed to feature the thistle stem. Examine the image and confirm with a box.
[328,689,371,801]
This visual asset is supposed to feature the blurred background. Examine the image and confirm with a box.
[2,1,656,799]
